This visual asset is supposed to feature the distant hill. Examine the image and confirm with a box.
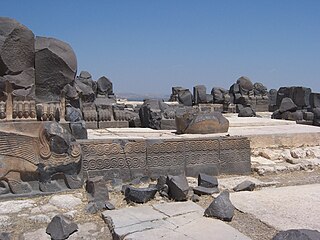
[115,92,170,101]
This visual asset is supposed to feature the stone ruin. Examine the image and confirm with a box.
[168,76,269,118]
[271,86,320,126]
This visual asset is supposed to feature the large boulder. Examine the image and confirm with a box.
[175,107,229,134]
[236,76,254,94]
[0,17,35,76]
[35,36,77,102]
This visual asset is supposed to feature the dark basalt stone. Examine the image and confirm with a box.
[124,186,157,203]
[272,229,320,240]
[175,107,229,134]
[211,87,229,104]
[238,107,256,117]
[166,174,189,201]
[43,121,76,155]
[236,76,254,93]
[70,121,88,139]
[86,177,109,204]
[46,215,78,240]
[279,97,297,113]
[193,85,207,104]
[97,76,113,96]
[65,105,83,122]
[253,82,268,96]
[204,190,235,222]
[35,36,77,102]
[193,186,219,195]
[177,89,193,106]
[0,17,35,76]
[233,180,255,192]
[198,173,218,188]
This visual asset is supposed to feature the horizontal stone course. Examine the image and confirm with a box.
[79,136,251,180]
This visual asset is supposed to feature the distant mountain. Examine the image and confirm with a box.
[115,92,170,101]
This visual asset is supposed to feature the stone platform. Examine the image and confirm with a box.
[81,116,320,180]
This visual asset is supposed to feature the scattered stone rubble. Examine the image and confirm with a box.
[251,146,320,175]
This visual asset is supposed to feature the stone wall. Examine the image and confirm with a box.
[79,136,251,181]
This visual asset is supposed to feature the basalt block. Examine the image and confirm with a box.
[175,108,229,134]
[0,17,35,76]
[193,85,207,104]
[35,36,77,102]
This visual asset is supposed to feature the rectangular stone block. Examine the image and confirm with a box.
[146,139,185,178]
[219,137,251,175]
[80,139,147,181]
[185,139,220,176]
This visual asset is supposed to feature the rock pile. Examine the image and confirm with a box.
[271,86,320,126]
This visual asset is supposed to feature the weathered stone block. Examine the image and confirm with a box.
[185,139,220,177]
[219,137,251,175]
[80,139,147,181]
[146,139,185,178]
[193,85,207,105]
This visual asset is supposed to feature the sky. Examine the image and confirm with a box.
[2,0,320,94]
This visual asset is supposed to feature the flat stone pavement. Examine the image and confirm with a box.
[230,184,320,231]
[102,201,250,240]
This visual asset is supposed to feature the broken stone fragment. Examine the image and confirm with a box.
[204,190,235,222]
[125,186,157,203]
[233,180,256,192]
[166,174,189,201]
[272,229,320,240]
[198,173,218,188]
[46,215,78,240]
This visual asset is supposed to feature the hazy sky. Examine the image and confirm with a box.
[2,1,320,94]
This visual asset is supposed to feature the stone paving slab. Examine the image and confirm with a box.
[230,184,320,231]
[102,201,250,240]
